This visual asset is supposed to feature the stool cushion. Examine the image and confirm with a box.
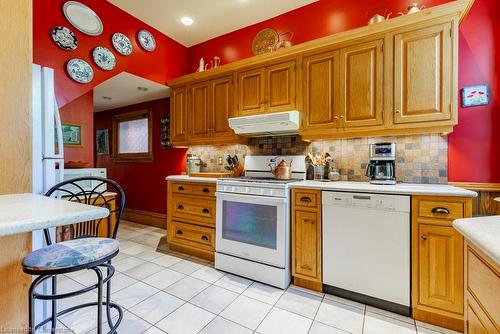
[23,238,119,274]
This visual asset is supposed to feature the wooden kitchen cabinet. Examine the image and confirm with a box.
[301,49,341,137]
[167,180,216,260]
[237,60,296,116]
[340,38,384,128]
[412,195,472,332]
[211,76,236,141]
[393,23,453,125]
[189,81,211,142]
[170,87,188,145]
[292,189,322,292]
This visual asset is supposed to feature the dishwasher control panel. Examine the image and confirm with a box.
[322,191,410,212]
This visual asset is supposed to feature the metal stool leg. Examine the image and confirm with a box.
[28,281,36,332]
[93,268,104,334]
[51,275,57,332]
[106,265,114,329]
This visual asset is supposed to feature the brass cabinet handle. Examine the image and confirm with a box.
[202,188,210,193]
[396,110,401,114]
[300,196,312,203]
[431,207,450,215]
[339,115,344,119]
[202,208,210,214]
[421,235,427,240]
[178,186,184,191]
[177,205,184,210]
[201,235,209,241]
[176,230,183,235]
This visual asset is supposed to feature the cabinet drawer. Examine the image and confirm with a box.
[418,200,464,220]
[169,221,215,252]
[171,194,215,226]
[171,182,216,197]
[294,190,320,209]
[466,247,500,326]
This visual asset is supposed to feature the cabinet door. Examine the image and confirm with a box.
[266,60,296,112]
[418,224,463,313]
[170,87,188,144]
[394,23,452,124]
[189,81,211,141]
[302,50,341,132]
[293,209,321,280]
[340,39,384,128]
[237,68,265,115]
[211,76,235,140]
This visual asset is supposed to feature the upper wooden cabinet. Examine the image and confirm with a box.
[301,50,341,136]
[393,23,453,124]
[340,39,384,128]
[237,60,296,116]
[170,87,188,145]
[168,1,469,145]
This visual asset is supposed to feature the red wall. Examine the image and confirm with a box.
[188,0,500,183]
[60,91,94,165]
[33,0,189,108]
[94,98,187,214]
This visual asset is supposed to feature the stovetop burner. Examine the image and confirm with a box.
[225,176,303,184]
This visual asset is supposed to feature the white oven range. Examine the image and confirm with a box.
[215,155,305,289]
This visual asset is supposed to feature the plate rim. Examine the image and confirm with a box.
[63,1,104,36]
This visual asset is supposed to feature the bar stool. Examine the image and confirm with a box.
[22,177,125,334]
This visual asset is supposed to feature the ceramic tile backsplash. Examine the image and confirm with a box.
[187,134,448,184]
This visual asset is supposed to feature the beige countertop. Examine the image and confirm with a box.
[0,193,109,237]
[166,175,218,183]
[453,215,500,265]
[289,181,477,197]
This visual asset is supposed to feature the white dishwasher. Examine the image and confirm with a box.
[322,191,411,315]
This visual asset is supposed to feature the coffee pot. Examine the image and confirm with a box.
[270,159,292,179]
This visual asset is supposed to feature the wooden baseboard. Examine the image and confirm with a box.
[122,208,166,229]
[168,243,214,261]
[292,276,323,292]
[449,182,500,192]
[412,307,464,333]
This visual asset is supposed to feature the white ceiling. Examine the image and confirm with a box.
[108,0,318,47]
[93,72,170,112]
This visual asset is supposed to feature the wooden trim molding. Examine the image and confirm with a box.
[449,182,500,192]
[122,208,166,229]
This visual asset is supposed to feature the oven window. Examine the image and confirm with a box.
[222,201,277,249]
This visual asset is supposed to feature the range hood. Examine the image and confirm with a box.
[228,111,300,137]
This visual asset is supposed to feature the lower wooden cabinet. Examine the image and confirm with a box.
[291,189,322,291]
[167,180,216,260]
[412,196,472,332]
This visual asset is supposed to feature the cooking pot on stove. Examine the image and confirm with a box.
[270,159,292,180]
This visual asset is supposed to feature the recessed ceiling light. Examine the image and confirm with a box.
[137,86,148,92]
[181,16,194,26]
[102,96,112,100]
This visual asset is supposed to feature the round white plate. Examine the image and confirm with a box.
[51,26,78,51]
[137,29,156,52]
[93,46,116,71]
[66,58,94,83]
[112,33,132,56]
[63,1,103,36]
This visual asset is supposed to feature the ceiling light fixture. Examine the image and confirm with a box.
[137,86,148,92]
[181,16,194,26]
[102,96,112,100]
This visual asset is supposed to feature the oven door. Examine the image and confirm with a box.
[216,192,288,268]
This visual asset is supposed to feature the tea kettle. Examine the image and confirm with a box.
[399,3,425,15]
[270,159,293,179]
[368,12,392,25]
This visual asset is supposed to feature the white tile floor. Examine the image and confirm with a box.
[50,221,461,334]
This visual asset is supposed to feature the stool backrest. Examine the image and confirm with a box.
[44,176,125,245]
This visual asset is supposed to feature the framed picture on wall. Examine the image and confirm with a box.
[60,122,82,147]
[96,129,109,155]
[461,84,489,107]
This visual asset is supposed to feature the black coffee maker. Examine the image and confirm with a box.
[365,143,397,185]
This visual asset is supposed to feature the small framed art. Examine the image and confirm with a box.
[461,84,489,107]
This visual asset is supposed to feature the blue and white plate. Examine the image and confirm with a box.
[66,58,94,84]
[51,26,78,51]
[112,32,132,56]
[92,46,116,71]
[137,29,156,52]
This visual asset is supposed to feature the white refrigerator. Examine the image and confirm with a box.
[31,64,64,326]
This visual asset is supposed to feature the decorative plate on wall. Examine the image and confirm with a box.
[252,28,279,55]
[51,26,78,51]
[137,29,156,52]
[66,58,94,83]
[63,1,103,36]
[92,46,116,71]
[112,32,132,56]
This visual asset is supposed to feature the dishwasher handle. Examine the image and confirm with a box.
[352,195,371,200]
